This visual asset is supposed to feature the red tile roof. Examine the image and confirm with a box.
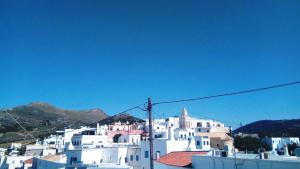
[24,158,33,164]
[156,151,208,167]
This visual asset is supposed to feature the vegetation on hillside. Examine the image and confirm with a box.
[0,102,108,144]
[234,119,300,138]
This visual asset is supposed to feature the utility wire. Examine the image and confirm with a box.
[2,109,35,139]
[115,103,147,115]
[153,81,300,105]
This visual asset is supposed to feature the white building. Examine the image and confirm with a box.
[65,144,135,169]
[264,137,300,151]
[140,108,213,169]
[0,155,32,169]
[71,133,109,148]
[118,134,141,145]
[191,153,300,169]
[0,148,6,156]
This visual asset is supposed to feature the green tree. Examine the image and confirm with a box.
[234,136,263,153]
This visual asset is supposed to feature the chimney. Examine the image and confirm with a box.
[96,123,100,135]
[284,143,290,156]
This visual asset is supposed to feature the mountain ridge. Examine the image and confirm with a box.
[234,119,300,138]
[0,102,108,144]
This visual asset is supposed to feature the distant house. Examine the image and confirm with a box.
[263,137,300,151]
[196,132,233,151]
[0,148,6,156]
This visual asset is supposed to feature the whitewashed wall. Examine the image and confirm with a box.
[192,155,300,169]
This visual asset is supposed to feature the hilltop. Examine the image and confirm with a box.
[96,113,145,126]
[234,119,300,138]
[0,102,108,144]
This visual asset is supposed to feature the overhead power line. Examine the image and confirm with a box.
[117,104,147,114]
[2,109,35,139]
[153,81,300,106]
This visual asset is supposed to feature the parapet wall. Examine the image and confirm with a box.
[192,155,300,169]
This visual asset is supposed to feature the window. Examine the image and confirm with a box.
[125,157,128,163]
[207,141,209,145]
[145,151,149,158]
[197,122,202,127]
[196,141,200,146]
[130,155,133,161]
[203,141,206,145]
[70,157,77,164]
[192,132,194,136]
[136,155,139,161]
[206,122,210,127]
[189,132,191,136]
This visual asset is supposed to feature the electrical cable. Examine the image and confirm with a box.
[153,81,300,106]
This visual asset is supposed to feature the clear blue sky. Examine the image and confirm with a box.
[1,0,300,128]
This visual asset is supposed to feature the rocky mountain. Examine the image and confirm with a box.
[234,119,300,138]
[0,102,108,144]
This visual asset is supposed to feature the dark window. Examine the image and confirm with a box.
[196,141,200,146]
[70,157,77,164]
[136,155,139,161]
[145,151,149,158]
[130,155,133,161]
[197,122,202,127]
[206,122,210,127]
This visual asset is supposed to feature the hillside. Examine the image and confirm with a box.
[234,119,300,138]
[0,102,108,144]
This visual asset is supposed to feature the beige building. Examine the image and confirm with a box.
[196,132,233,150]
